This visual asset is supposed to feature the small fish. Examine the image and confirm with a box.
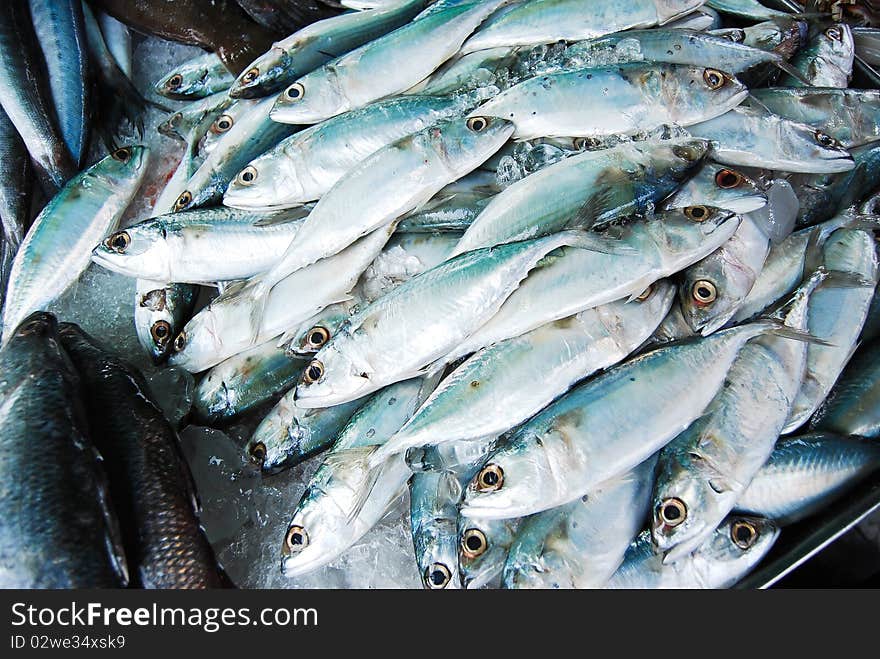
[155,52,236,100]
[782,23,854,88]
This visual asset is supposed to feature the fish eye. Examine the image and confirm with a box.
[814,131,837,147]
[167,113,181,128]
[825,26,842,41]
[305,326,330,349]
[424,563,452,589]
[730,520,758,549]
[303,360,324,383]
[702,68,726,90]
[461,528,488,559]
[242,67,259,84]
[174,191,192,211]
[285,82,305,100]
[112,147,131,162]
[466,116,489,132]
[684,205,709,222]
[212,115,234,133]
[691,280,717,306]
[150,320,172,347]
[249,442,267,466]
[715,169,743,189]
[165,73,183,90]
[635,284,654,301]
[236,165,258,186]
[104,231,131,253]
[658,497,687,527]
[475,463,504,492]
[172,331,187,353]
[284,525,308,552]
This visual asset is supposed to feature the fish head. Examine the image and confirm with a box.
[649,137,711,185]
[678,235,754,335]
[653,0,706,24]
[651,444,736,563]
[692,515,779,587]
[192,369,235,424]
[431,115,515,172]
[155,64,203,99]
[294,338,374,408]
[95,145,150,187]
[612,279,677,331]
[270,73,347,125]
[280,485,348,578]
[777,121,854,174]
[229,46,291,99]
[458,514,519,589]
[661,163,767,215]
[247,396,317,473]
[413,492,461,590]
[92,221,173,281]
[746,19,807,58]
[223,149,307,210]
[814,22,855,66]
[167,309,223,373]
[651,205,739,259]
[660,66,748,120]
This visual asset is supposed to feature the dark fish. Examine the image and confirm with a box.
[88,0,282,75]
[0,1,76,194]
[234,0,341,34]
[811,340,880,439]
[0,105,33,248]
[0,312,128,588]
[28,0,90,166]
[58,323,229,589]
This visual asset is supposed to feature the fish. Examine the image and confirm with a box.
[0,105,33,248]
[447,207,740,361]
[97,12,131,77]
[659,161,767,214]
[449,137,709,256]
[605,517,779,589]
[89,0,281,75]
[2,146,149,345]
[281,296,364,357]
[374,282,675,462]
[749,88,880,149]
[395,188,494,233]
[134,280,197,365]
[58,323,227,588]
[269,0,507,124]
[157,92,234,143]
[458,513,523,589]
[782,23,854,88]
[92,206,309,284]
[461,0,705,53]
[200,98,261,158]
[280,376,437,577]
[172,96,300,210]
[811,340,880,439]
[295,231,610,409]
[652,272,823,562]
[472,64,748,141]
[0,0,76,193]
[155,52,236,100]
[168,224,394,373]
[224,93,482,209]
[229,0,432,98]
[192,339,305,424]
[734,433,880,524]
[784,228,878,433]
[251,114,512,307]
[0,312,127,588]
[411,46,519,96]
[458,319,816,520]
[688,105,854,174]
[28,0,89,166]
[503,457,657,589]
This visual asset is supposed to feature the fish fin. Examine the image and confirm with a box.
[571,183,620,229]
[762,320,835,346]
[772,58,813,86]
[748,179,799,245]
[565,230,639,256]
[247,281,274,344]
[252,208,312,227]
[326,446,386,524]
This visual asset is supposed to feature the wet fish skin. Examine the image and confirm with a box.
[157,92,233,143]
[58,323,227,589]
[782,22,854,88]
[0,105,33,248]
[458,513,522,589]
[660,161,766,214]
[193,340,305,424]
[28,0,89,166]
[134,280,197,365]
[97,12,131,77]
[450,137,710,256]
[709,17,807,59]
[461,0,704,53]
[503,457,657,589]
[472,64,748,141]
[155,52,236,100]
[89,0,281,75]
[735,433,880,524]
[92,206,309,284]
[0,312,127,588]
[459,320,808,520]
[811,341,880,439]
[2,146,149,345]
[230,0,431,98]
[605,517,779,589]
[0,1,76,193]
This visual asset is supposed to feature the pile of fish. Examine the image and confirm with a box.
[2,0,880,589]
